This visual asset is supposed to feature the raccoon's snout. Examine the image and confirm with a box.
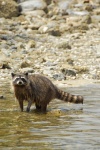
[17,80,24,85]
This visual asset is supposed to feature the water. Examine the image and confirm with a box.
[0,80,100,150]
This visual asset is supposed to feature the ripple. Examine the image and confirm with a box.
[0,82,100,149]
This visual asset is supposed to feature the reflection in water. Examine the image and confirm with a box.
[0,81,100,150]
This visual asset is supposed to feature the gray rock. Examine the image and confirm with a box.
[19,67,34,73]
[48,29,61,36]
[61,69,76,76]
[0,63,11,69]
[22,10,46,17]
[58,42,71,49]
[0,0,19,18]
[20,61,31,68]
[53,73,66,81]
[91,15,100,23]
[19,0,47,13]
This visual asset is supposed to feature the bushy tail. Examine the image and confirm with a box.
[56,88,83,104]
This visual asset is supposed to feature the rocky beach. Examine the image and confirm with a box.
[0,1,100,149]
[0,0,100,90]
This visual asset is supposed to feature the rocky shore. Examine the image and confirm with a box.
[0,0,100,89]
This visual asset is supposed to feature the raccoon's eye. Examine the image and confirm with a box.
[13,77,20,81]
[21,77,27,82]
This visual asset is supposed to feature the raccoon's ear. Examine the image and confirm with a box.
[11,73,16,78]
[24,72,28,76]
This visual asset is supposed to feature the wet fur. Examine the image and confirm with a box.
[11,73,83,112]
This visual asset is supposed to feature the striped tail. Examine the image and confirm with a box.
[56,89,83,104]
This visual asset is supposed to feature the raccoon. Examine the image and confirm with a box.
[11,72,83,112]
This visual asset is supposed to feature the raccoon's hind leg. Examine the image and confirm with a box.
[35,103,47,112]
[35,103,41,110]
[26,100,33,112]
[41,105,47,112]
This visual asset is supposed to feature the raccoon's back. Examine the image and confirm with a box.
[29,74,57,100]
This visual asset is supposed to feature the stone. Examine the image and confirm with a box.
[19,0,47,13]
[58,42,71,49]
[0,0,100,84]
[85,4,93,11]
[27,40,36,48]
[73,66,89,74]
[0,63,11,69]
[20,61,31,68]
[44,0,52,5]
[0,0,19,18]
[38,25,48,34]
[74,23,89,31]
[61,69,76,76]
[48,29,61,36]
[19,67,34,73]
[91,15,100,23]
[53,73,66,80]
[21,9,46,17]
[80,15,92,24]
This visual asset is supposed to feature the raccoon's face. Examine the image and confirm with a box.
[11,72,28,86]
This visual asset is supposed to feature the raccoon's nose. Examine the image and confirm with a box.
[18,81,23,85]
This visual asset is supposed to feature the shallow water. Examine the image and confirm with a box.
[0,80,100,150]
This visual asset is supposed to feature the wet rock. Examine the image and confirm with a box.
[47,109,65,116]
[0,0,19,18]
[61,69,76,76]
[53,73,66,81]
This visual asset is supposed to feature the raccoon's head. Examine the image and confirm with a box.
[11,72,29,87]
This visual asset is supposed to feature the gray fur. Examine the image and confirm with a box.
[11,73,83,112]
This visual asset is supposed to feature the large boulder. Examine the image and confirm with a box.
[19,0,47,14]
[0,0,19,18]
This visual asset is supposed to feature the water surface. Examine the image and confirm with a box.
[0,80,100,150]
